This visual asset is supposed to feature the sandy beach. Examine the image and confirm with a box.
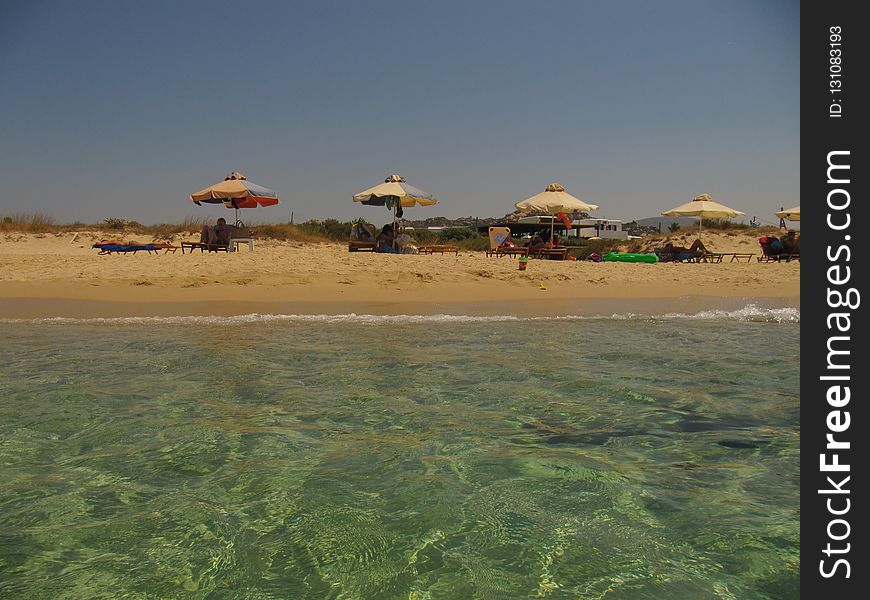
[0,230,799,319]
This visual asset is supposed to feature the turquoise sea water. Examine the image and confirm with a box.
[0,306,799,599]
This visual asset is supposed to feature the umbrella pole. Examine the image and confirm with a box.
[392,203,399,252]
[551,216,555,244]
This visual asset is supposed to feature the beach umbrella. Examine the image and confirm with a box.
[352,174,438,231]
[514,183,599,242]
[190,171,280,225]
[776,205,800,221]
[662,193,745,241]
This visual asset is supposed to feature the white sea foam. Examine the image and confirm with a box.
[1,304,799,325]
[609,304,800,323]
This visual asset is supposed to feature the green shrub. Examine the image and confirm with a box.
[560,237,620,254]
[103,217,129,230]
[296,218,354,242]
[701,219,753,230]
[437,227,477,241]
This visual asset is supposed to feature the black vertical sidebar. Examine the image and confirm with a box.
[802,0,867,597]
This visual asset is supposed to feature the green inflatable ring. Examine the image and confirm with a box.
[602,251,659,263]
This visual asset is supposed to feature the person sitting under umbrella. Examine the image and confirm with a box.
[375,223,398,253]
[198,217,231,248]
[526,231,548,256]
[781,231,800,255]
[206,217,231,247]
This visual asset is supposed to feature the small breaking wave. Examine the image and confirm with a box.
[1,304,799,325]
[608,304,800,324]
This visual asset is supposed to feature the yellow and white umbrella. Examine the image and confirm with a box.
[662,193,745,241]
[776,205,800,221]
[514,183,599,242]
[352,174,438,230]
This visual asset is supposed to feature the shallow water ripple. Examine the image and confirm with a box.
[0,318,799,599]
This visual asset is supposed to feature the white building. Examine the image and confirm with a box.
[572,218,628,240]
[516,216,628,240]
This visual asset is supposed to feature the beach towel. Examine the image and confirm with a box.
[350,221,376,242]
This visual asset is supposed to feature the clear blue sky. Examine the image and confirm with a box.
[0,0,799,226]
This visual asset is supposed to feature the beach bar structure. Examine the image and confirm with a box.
[512,216,629,240]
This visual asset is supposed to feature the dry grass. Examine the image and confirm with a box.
[245,223,334,243]
[1,211,59,233]
[139,217,213,239]
[0,214,337,244]
[625,225,782,253]
[0,214,783,250]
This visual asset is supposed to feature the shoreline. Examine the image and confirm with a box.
[0,293,799,320]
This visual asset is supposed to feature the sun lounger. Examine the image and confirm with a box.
[531,247,568,260]
[182,225,253,253]
[716,252,756,263]
[93,241,178,255]
[654,248,707,263]
[486,246,528,258]
[417,245,459,255]
[94,243,155,255]
[693,252,725,263]
[348,240,377,252]
[655,249,743,264]
[485,226,529,258]
[152,242,179,253]
[182,241,229,253]
[348,221,377,252]
[757,236,798,262]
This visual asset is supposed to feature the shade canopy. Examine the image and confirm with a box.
[662,193,744,242]
[514,183,599,214]
[775,205,800,221]
[662,193,744,219]
[352,174,438,207]
[514,183,598,244]
[190,172,280,209]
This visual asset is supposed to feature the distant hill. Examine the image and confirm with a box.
[635,216,699,231]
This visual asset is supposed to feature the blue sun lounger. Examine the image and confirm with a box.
[92,242,178,255]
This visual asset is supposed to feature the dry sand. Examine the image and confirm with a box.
[0,230,799,319]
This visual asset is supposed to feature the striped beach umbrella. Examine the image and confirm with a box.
[353,173,438,230]
[190,172,280,225]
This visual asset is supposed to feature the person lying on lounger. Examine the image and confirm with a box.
[662,239,708,258]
